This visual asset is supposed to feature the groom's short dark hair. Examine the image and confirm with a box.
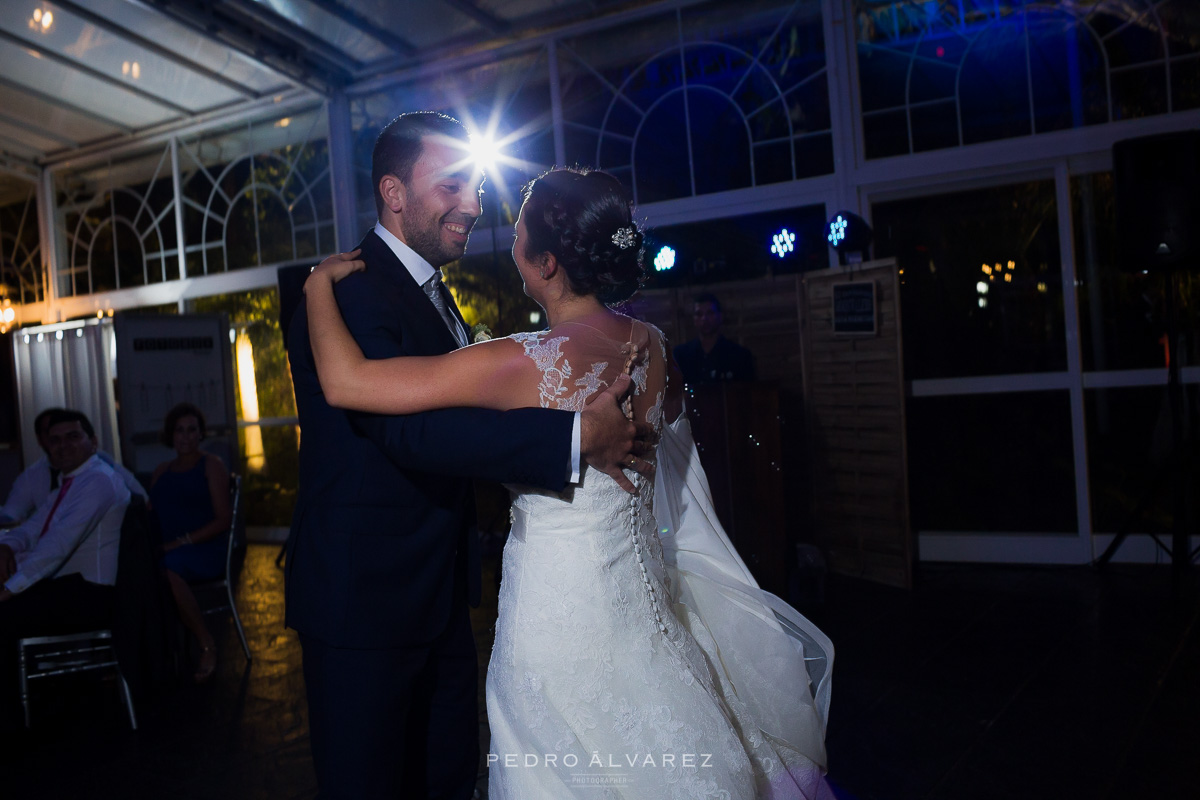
[372,112,470,217]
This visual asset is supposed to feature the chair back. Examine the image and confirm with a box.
[194,472,252,662]
[113,494,175,698]
[224,473,244,580]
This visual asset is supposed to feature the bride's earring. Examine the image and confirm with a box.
[538,268,547,279]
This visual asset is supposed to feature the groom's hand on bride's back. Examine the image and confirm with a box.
[581,373,656,495]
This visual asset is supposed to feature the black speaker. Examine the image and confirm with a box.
[1113,130,1200,272]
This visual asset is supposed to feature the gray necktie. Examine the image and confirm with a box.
[423,270,468,348]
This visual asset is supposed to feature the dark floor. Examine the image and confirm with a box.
[5,546,1200,799]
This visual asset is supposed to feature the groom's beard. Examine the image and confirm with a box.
[403,210,477,268]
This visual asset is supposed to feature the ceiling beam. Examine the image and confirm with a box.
[0,75,132,134]
[48,0,262,100]
[0,132,44,162]
[0,111,79,149]
[41,88,318,171]
[0,152,41,182]
[440,0,511,35]
[301,0,418,57]
[0,28,193,117]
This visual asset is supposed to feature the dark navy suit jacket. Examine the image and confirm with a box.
[286,230,574,648]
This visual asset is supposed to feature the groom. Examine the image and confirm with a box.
[286,111,650,799]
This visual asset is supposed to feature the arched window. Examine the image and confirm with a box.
[857,0,1199,158]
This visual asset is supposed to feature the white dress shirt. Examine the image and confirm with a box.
[0,451,146,526]
[0,455,131,593]
[373,222,582,482]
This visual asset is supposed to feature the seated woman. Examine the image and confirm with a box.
[148,402,232,683]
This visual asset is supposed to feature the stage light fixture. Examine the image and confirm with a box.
[826,210,873,264]
[771,228,796,259]
[654,246,676,272]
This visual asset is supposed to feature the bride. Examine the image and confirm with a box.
[304,167,834,799]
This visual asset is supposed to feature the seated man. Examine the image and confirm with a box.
[0,410,132,729]
[0,407,145,526]
[673,292,756,387]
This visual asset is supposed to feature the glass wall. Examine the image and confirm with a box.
[1071,170,1200,535]
[56,142,182,297]
[1085,386,1177,534]
[191,288,297,528]
[873,180,1078,534]
[874,180,1065,380]
[1072,172,1200,373]
[349,0,830,226]
[178,106,333,276]
[0,180,42,309]
[856,0,1200,159]
[907,391,1076,532]
[51,103,333,299]
[557,0,830,204]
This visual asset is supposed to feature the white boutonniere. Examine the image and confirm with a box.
[471,323,493,343]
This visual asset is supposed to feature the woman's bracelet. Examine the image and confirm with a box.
[179,534,193,546]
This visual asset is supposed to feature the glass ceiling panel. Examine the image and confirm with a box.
[84,0,293,95]
[0,37,175,129]
[251,0,392,63]
[0,83,120,145]
[0,3,246,113]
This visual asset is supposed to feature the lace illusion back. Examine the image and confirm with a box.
[488,318,831,800]
[509,317,666,428]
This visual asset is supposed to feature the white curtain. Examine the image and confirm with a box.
[12,320,119,467]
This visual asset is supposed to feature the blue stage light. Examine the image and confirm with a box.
[825,211,873,265]
[771,228,796,258]
[827,215,848,246]
[654,245,676,272]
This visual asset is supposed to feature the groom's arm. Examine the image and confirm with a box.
[349,405,576,492]
[325,276,577,492]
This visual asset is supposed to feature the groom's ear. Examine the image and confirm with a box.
[379,174,406,215]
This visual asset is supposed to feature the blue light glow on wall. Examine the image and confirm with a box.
[771,228,796,258]
[654,245,676,272]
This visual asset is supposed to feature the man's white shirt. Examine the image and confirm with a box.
[373,221,582,482]
[0,452,146,526]
[0,455,131,593]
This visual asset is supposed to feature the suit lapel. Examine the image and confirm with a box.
[360,231,463,354]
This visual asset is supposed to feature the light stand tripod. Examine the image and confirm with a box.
[1094,270,1198,598]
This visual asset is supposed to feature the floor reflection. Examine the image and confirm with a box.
[5,546,1199,800]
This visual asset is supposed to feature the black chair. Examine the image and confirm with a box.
[16,497,155,730]
[189,474,250,662]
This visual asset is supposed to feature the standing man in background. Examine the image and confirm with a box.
[674,292,756,387]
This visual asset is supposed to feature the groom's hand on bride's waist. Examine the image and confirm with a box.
[580,373,657,495]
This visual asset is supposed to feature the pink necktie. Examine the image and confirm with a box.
[39,476,75,538]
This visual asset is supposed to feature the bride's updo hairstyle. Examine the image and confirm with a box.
[520,168,646,305]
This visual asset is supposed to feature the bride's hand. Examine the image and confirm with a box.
[305,249,365,293]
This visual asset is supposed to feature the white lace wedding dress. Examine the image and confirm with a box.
[487,322,834,799]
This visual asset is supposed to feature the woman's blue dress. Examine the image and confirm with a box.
[151,458,227,581]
